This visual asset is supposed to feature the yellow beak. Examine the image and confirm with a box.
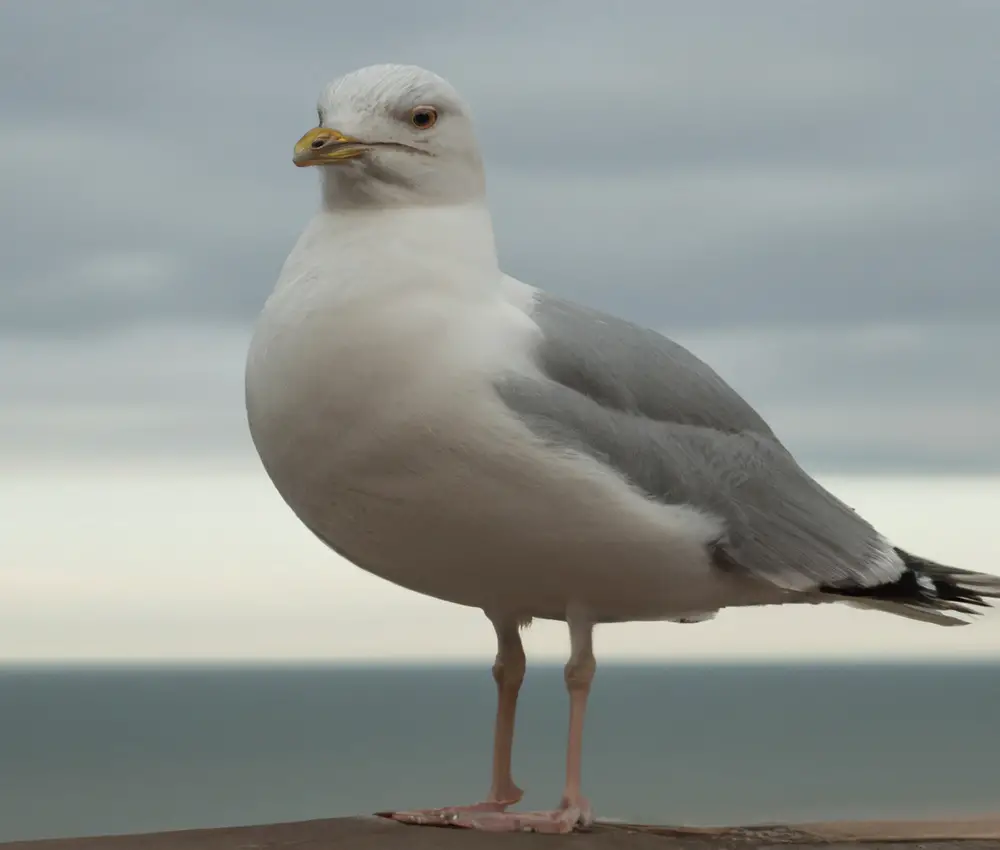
[292,127,369,167]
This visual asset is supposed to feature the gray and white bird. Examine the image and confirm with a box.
[245,64,1000,833]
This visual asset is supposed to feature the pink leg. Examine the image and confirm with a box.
[487,619,526,804]
[556,614,596,828]
[385,616,526,828]
[484,612,595,834]
[388,611,597,834]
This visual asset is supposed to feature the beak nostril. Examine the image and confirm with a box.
[310,138,327,150]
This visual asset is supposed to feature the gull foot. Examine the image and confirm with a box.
[383,799,593,834]
[382,800,514,828]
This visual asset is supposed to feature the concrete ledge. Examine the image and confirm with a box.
[4,814,1000,849]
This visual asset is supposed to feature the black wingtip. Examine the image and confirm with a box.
[821,547,1000,623]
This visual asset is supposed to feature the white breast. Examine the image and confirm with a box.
[245,206,541,577]
[246,208,764,622]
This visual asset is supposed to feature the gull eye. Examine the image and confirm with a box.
[409,106,438,130]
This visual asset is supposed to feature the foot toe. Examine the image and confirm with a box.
[383,800,514,828]
[382,799,592,834]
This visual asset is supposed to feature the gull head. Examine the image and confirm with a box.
[293,64,486,209]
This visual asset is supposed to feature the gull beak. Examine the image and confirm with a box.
[292,127,370,167]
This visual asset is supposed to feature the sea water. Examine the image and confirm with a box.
[1,662,998,842]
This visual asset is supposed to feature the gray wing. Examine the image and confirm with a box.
[495,292,901,593]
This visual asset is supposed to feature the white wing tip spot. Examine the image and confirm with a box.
[864,536,907,586]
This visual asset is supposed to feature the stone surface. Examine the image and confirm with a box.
[4,815,1000,850]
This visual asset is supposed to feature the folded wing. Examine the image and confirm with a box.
[495,290,904,594]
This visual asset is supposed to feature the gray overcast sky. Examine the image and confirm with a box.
[4,1,1000,664]
[1,0,998,472]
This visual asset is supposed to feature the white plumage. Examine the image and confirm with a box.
[245,64,1000,833]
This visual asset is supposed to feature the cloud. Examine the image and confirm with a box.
[4,466,1000,661]
[2,2,999,664]
[0,323,254,461]
[0,0,997,471]
[2,318,995,473]
[672,320,1000,472]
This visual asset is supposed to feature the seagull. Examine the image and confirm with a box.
[245,64,1000,833]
